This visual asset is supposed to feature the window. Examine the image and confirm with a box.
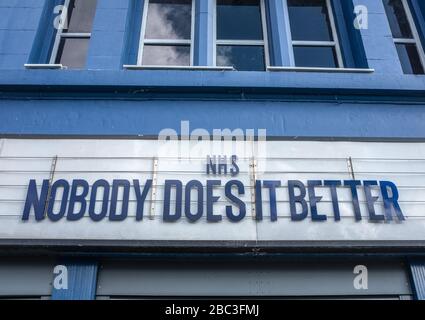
[215,0,269,71]
[125,0,369,71]
[50,0,98,69]
[138,0,194,66]
[383,0,425,74]
[287,0,343,68]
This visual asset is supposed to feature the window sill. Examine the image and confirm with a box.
[122,65,374,73]
[123,65,235,71]
[267,66,375,73]
[24,64,65,70]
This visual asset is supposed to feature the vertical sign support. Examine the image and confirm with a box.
[347,156,356,180]
[149,157,158,220]
[249,157,257,219]
[44,155,58,217]
[0,139,4,156]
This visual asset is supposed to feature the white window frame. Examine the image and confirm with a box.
[137,0,195,66]
[49,0,93,65]
[391,0,425,72]
[213,0,270,70]
[287,0,344,68]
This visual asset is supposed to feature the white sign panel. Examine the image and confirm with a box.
[0,138,424,243]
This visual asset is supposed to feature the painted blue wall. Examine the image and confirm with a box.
[87,0,130,70]
[0,0,424,138]
[1,95,425,138]
[0,0,43,69]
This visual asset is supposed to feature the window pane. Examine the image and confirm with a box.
[288,0,333,41]
[142,45,190,65]
[145,0,192,40]
[293,46,337,67]
[396,43,424,74]
[217,45,265,71]
[65,0,98,33]
[55,38,89,69]
[382,0,413,39]
[217,0,263,40]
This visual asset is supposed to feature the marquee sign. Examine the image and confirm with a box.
[0,139,424,243]
[22,155,405,223]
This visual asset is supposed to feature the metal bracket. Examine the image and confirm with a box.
[249,157,257,220]
[149,158,158,220]
[44,155,58,217]
[347,156,356,180]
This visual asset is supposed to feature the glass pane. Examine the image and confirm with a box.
[217,45,265,71]
[145,0,192,40]
[142,45,190,65]
[396,43,424,74]
[65,0,98,33]
[293,45,337,67]
[383,0,413,39]
[55,38,89,69]
[217,0,263,40]
[288,0,333,41]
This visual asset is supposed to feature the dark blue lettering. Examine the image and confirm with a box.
[109,180,130,221]
[288,180,308,221]
[89,180,110,222]
[363,180,384,221]
[134,179,152,221]
[22,179,49,221]
[207,180,222,222]
[230,155,240,176]
[163,180,182,222]
[67,179,89,221]
[185,180,204,222]
[206,156,217,175]
[225,180,246,222]
[380,181,405,221]
[263,181,281,222]
[324,180,341,221]
[307,180,326,221]
[344,180,362,221]
[255,180,263,221]
[47,180,70,222]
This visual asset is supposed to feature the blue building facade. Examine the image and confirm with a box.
[0,0,425,300]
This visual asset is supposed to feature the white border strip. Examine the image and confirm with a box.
[267,66,374,73]
[123,65,234,70]
[24,64,65,69]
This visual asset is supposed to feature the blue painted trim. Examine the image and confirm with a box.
[86,0,128,70]
[28,0,63,64]
[409,0,425,49]
[1,70,424,92]
[331,0,368,69]
[351,0,404,74]
[1,97,425,138]
[265,0,293,66]
[121,0,144,66]
[51,260,98,300]
[194,0,214,66]
[408,259,425,300]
